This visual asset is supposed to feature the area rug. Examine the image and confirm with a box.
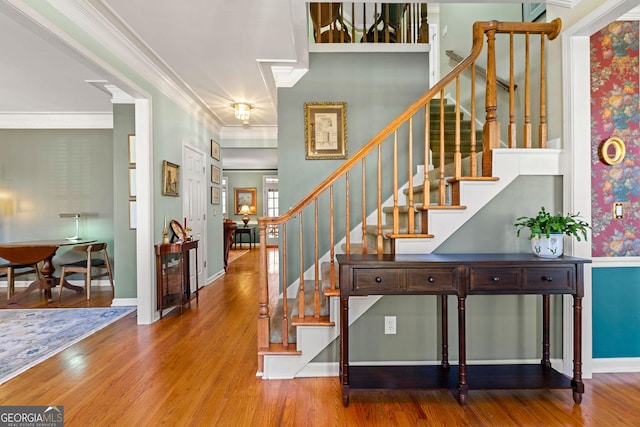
[0,307,136,385]
[228,249,249,264]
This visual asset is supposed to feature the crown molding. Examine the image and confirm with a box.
[547,0,580,8]
[0,113,113,129]
[4,0,221,134]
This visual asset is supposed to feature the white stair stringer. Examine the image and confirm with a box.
[263,148,562,379]
[262,295,382,379]
[395,148,562,254]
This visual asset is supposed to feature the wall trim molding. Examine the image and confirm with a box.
[593,357,640,373]
[0,112,113,129]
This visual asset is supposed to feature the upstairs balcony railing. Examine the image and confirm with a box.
[310,2,430,45]
[258,18,562,372]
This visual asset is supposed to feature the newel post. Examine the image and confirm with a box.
[482,26,500,177]
[257,220,269,372]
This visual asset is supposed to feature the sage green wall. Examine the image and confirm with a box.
[113,104,136,298]
[0,129,114,266]
[278,52,429,283]
[315,175,563,363]
[25,2,225,285]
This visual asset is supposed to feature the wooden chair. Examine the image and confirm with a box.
[0,260,41,299]
[58,243,114,300]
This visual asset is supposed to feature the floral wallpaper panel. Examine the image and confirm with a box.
[590,21,639,257]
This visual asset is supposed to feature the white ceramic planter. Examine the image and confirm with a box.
[531,234,564,258]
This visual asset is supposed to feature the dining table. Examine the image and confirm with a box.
[0,239,96,304]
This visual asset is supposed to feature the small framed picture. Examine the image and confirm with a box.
[128,168,137,198]
[162,160,179,197]
[128,134,136,165]
[211,165,221,184]
[304,102,348,160]
[211,139,220,160]
[211,187,220,205]
[234,187,257,214]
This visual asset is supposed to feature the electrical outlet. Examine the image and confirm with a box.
[384,316,396,335]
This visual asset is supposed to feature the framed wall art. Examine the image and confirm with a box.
[129,200,137,230]
[162,160,180,197]
[234,187,257,214]
[304,101,347,160]
[128,168,137,198]
[211,187,220,205]
[211,139,220,160]
[211,165,221,184]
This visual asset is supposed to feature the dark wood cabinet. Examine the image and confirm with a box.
[337,253,590,406]
[223,220,237,271]
[155,240,199,318]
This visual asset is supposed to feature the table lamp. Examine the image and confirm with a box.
[239,205,251,227]
[59,213,81,240]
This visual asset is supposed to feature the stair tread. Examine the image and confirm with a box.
[447,176,500,183]
[386,233,434,239]
[417,204,467,211]
[291,315,334,326]
[258,344,301,356]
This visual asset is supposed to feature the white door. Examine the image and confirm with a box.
[183,145,206,292]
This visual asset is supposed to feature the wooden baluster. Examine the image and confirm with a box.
[362,3,367,44]
[281,223,288,347]
[438,91,446,205]
[345,171,351,254]
[298,213,305,320]
[470,62,477,177]
[393,131,399,235]
[523,31,532,148]
[329,184,336,292]
[418,3,429,43]
[482,27,500,177]
[374,4,378,43]
[454,76,462,179]
[377,145,383,254]
[407,118,415,233]
[258,221,269,370]
[361,159,367,254]
[351,3,355,44]
[539,34,548,148]
[384,4,390,43]
[314,198,320,318]
[508,32,516,148]
[422,105,430,233]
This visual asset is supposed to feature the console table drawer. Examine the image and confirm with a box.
[469,268,521,291]
[523,267,574,292]
[407,268,458,292]
[353,269,405,292]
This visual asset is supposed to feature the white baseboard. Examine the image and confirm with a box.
[207,269,225,285]
[111,298,137,307]
[592,358,640,373]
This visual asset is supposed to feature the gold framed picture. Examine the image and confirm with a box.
[304,101,347,160]
[234,187,257,214]
[211,139,220,160]
[162,160,180,197]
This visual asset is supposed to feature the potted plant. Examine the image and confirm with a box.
[514,207,591,258]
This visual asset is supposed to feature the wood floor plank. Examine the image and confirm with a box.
[2,248,640,426]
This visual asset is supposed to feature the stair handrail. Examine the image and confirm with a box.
[257,18,562,372]
[258,18,560,229]
[445,50,514,92]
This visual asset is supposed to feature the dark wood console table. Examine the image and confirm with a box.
[154,240,199,318]
[337,253,590,406]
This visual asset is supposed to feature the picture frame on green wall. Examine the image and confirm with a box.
[211,139,220,160]
[211,187,220,204]
[304,101,348,160]
[162,160,179,197]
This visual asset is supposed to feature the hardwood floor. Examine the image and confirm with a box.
[2,248,640,426]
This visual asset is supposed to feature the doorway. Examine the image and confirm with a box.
[182,144,207,293]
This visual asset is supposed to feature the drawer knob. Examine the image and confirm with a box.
[491,276,500,282]
[428,276,435,283]
[542,276,553,282]
[375,276,382,283]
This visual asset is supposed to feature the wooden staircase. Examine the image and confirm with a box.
[257,18,562,378]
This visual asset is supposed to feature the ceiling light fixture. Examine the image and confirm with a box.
[233,102,252,124]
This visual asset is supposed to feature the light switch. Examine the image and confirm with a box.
[614,203,623,219]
